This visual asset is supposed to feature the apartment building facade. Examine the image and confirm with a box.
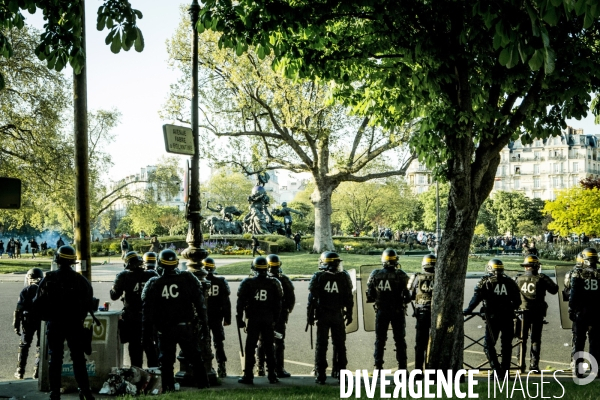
[406,127,600,200]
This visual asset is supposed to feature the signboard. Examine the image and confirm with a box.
[0,177,21,209]
[163,124,194,155]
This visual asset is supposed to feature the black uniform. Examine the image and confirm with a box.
[14,283,42,378]
[366,267,410,369]
[252,237,260,257]
[206,271,231,364]
[464,273,521,372]
[308,270,353,377]
[30,239,39,259]
[407,271,435,370]
[187,267,215,378]
[121,239,129,258]
[110,267,159,368]
[237,273,283,379]
[258,271,295,373]
[33,268,95,400]
[514,271,558,370]
[142,269,209,390]
[569,267,600,373]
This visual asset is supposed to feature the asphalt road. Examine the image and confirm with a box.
[0,277,574,382]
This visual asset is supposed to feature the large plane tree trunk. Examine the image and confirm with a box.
[427,132,501,371]
[311,181,337,253]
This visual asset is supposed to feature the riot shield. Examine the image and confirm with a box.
[555,264,573,330]
[345,268,359,334]
[359,264,389,332]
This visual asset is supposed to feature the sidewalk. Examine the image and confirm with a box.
[0,371,580,399]
[0,375,339,399]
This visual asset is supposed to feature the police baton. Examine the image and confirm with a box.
[410,301,417,318]
[305,322,313,350]
[236,320,244,357]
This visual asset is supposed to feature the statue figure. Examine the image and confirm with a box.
[206,201,243,222]
[272,202,304,238]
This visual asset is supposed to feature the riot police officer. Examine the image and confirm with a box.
[110,251,159,368]
[569,247,600,377]
[143,252,158,271]
[237,256,283,384]
[202,257,231,378]
[257,254,295,378]
[407,254,436,371]
[514,255,558,371]
[13,268,44,379]
[563,252,584,301]
[141,249,209,391]
[463,258,521,377]
[308,252,353,384]
[32,246,95,400]
[366,249,411,371]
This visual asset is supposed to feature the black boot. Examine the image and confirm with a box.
[238,374,254,385]
[78,388,95,400]
[275,345,290,377]
[217,362,227,378]
[315,370,326,384]
[268,372,279,384]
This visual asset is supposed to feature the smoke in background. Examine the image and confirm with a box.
[0,231,70,249]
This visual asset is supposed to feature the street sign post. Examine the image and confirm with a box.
[163,124,195,155]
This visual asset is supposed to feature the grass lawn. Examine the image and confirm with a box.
[215,252,575,276]
[0,256,110,274]
[141,380,600,400]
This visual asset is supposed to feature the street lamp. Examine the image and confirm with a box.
[177,0,215,386]
[180,0,207,268]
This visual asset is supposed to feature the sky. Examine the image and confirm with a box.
[25,1,194,180]
[22,1,600,185]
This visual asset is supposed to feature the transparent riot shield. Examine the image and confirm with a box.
[555,264,573,330]
[345,268,359,334]
[359,264,387,332]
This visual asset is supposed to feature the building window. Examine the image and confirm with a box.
[553,177,559,187]
[501,166,507,176]
[573,162,579,172]
[573,176,579,186]
[514,178,520,189]
[534,164,540,175]
[495,180,500,189]
[554,164,559,173]
[418,175,425,184]
[534,151,541,159]
[534,178,540,188]
[515,167,521,174]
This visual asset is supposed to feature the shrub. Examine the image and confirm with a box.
[242,233,252,239]
[276,238,295,252]
[109,242,121,252]
[91,242,103,253]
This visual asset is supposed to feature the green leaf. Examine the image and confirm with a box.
[528,49,544,70]
[544,47,555,74]
[574,0,586,16]
[134,28,144,52]
[105,29,115,45]
[257,44,265,60]
[107,17,114,29]
[584,12,594,29]
[97,16,106,31]
[236,41,243,56]
[543,5,558,25]
[134,10,143,19]
[550,0,562,6]
[110,30,121,54]
[499,47,511,66]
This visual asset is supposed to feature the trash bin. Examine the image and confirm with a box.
[38,311,123,393]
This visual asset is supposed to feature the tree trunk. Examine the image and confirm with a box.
[427,136,500,371]
[311,183,336,253]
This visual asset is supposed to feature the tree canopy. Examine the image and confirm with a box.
[162,11,414,251]
[198,0,600,370]
[544,187,600,237]
[0,0,144,89]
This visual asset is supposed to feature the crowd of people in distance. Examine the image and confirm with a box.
[0,237,61,259]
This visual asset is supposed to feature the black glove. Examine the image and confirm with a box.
[13,310,21,334]
[15,328,21,336]
[463,308,472,315]
[344,310,353,326]
[568,309,577,322]
[236,316,246,329]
